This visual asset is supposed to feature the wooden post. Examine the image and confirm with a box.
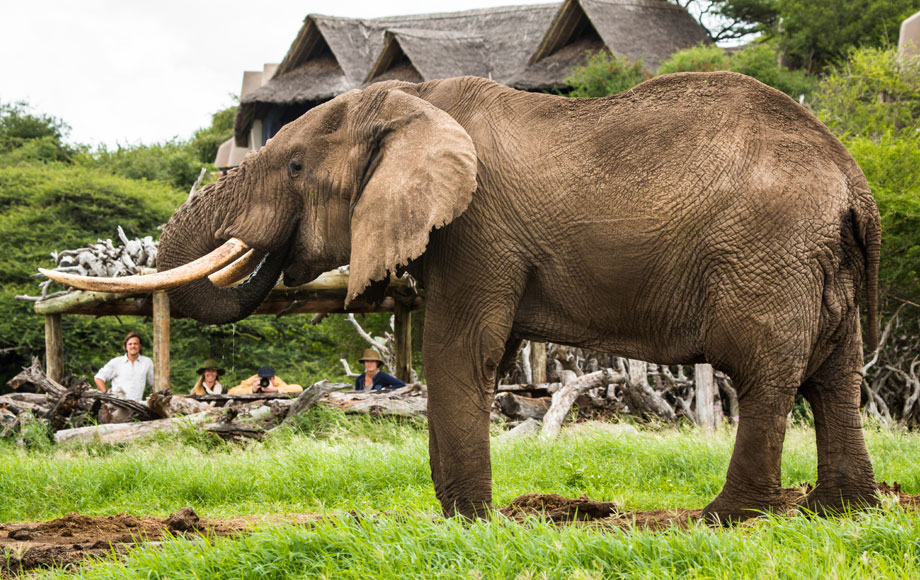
[44,314,65,382]
[393,301,412,383]
[531,342,547,384]
[695,363,717,433]
[152,292,170,392]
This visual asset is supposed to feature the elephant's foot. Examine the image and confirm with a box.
[797,481,879,516]
[440,497,493,520]
[701,490,787,525]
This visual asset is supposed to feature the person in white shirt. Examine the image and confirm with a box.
[94,331,154,402]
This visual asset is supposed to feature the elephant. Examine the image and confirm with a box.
[47,71,881,522]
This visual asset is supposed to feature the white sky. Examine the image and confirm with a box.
[2,0,547,148]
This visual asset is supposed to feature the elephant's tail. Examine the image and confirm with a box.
[852,191,881,353]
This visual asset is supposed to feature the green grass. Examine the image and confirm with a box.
[3,411,920,578]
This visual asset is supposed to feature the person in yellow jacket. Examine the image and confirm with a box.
[227,366,303,394]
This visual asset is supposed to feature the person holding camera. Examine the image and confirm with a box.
[227,366,303,394]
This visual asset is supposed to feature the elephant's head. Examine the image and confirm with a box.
[43,83,479,324]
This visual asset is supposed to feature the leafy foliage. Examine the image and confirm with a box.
[811,48,920,139]
[188,104,237,165]
[657,43,817,97]
[565,51,651,98]
[776,0,920,72]
[0,101,76,163]
[657,43,731,74]
[74,140,205,192]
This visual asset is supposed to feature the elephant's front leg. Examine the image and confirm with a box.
[422,296,517,519]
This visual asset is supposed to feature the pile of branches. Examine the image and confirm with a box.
[18,226,158,301]
[498,344,738,429]
[863,305,920,428]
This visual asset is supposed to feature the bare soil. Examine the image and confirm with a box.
[2,483,917,576]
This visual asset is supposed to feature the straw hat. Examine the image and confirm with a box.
[196,359,225,376]
[358,349,384,365]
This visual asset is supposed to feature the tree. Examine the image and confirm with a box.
[666,0,778,44]
[777,0,920,72]
[189,104,237,165]
[0,101,75,162]
[670,0,920,72]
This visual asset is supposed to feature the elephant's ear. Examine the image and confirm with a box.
[347,89,478,305]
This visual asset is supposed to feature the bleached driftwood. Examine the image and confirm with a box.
[54,412,216,444]
[541,369,627,439]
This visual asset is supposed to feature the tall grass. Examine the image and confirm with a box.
[3,410,920,579]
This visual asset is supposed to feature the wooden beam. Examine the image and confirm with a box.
[152,292,170,392]
[393,300,412,382]
[44,314,65,382]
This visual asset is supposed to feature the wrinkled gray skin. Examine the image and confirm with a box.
[158,72,881,522]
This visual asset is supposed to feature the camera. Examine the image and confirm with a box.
[259,377,270,389]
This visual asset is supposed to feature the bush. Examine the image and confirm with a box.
[729,43,817,98]
[566,51,651,98]
[0,101,76,162]
[189,105,237,165]
[657,43,817,98]
[845,132,920,299]
[657,44,731,74]
[811,47,920,139]
[76,140,206,191]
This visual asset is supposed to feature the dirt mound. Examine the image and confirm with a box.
[0,507,264,577]
[499,482,920,531]
[3,483,919,576]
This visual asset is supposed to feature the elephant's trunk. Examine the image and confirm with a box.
[156,186,289,325]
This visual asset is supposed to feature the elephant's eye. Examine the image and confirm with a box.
[288,160,303,176]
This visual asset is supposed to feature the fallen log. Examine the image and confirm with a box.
[46,381,90,431]
[494,392,552,421]
[619,372,677,424]
[283,380,349,424]
[495,382,562,394]
[81,392,158,421]
[321,383,428,418]
[54,412,216,444]
[541,369,626,439]
[147,388,215,418]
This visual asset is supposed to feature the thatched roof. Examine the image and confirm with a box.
[513,0,710,90]
[234,0,708,145]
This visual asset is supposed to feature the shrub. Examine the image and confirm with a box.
[566,51,651,98]
[76,140,206,191]
[811,47,920,139]
[657,44,731,74]
[729,43,817,98]
[845,132,920,298]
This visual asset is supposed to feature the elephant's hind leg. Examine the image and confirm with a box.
[798,319,878,515]
[700,294,813,523]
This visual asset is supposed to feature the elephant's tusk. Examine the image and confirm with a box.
[208,248,267,287]
[40,238,251,293]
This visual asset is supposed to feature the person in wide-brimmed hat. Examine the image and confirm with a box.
[190,359,225,395]
[355,349,406,391]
